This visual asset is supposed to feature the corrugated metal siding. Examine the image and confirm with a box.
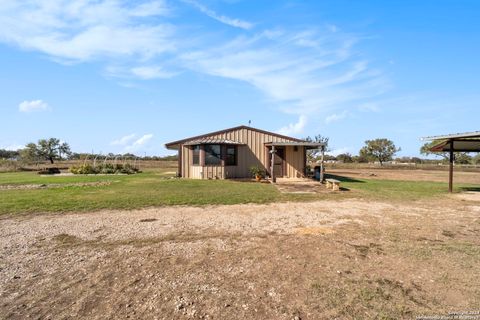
[181,127,305,179]
[190,166,202,179]
[285,146,305,178]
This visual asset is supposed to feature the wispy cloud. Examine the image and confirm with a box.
[181,29,388,131]
[18,99,49,112]
[325,110,349,124]
[278,115,307,135]
[125,134,154,152]
[130,66,177,79]
[358,102,380,112]
[183,0,253,30]
[111,134,136,146]
[0,0,174,62]
[1,1,388,134]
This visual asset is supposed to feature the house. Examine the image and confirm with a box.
[165,125,323,180]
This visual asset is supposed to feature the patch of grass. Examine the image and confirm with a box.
[0,171,281,214]
[405,240,480,263]
[0,170,477,214]
[327,174,476,201]
[310,277,422,319]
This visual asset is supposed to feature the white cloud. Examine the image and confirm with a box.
[0,0,174,62]
[358,102,380,112]
[1,144,24,151]
[130,66,177,79]
[134,134,154,146]
[183,0,253,30]
[181,29,388,122]
[325,110,349,124]
[18,99,49,112]
[0,1,388,130]
[277,115,307,136]
[125,134,154,152]
[327,147,350,156]
[111,134,136,146]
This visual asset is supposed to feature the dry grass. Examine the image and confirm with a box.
[1,198,480,319]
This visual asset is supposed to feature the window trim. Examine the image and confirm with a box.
[191,145,201,166]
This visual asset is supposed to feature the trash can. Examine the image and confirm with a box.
[314,166,321,181]
[314,165,325,181]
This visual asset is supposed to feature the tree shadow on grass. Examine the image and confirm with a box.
[459,186,480,192]
[324,173,365,183]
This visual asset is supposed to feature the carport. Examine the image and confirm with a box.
[422,131,480,192]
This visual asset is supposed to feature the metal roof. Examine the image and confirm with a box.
[430,140,480,152]
[421,130,480,152]
[183,138,244,146]
[165,125,305,149]
[421,131,480,141]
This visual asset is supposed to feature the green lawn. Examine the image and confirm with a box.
[0,170,476,215]
[0,171,281,214]
[325,173,476,201]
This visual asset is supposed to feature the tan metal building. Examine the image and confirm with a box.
[165,125,323,180]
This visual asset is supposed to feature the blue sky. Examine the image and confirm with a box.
[0,0,479,156]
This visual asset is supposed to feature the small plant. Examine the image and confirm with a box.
[70,163,140,175]
[249,166,265,181]
[100,163,116,174]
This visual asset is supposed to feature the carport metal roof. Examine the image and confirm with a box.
[422,131,480,152]
[421,130,480,192]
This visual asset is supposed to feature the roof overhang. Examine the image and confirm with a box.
[429,140,480,152]
[265,142,324,150]
[421,131,480,153]
[184,139,244,146]
[421,131,480,141]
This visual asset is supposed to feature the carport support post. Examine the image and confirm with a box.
[271,146,276,183]
[449,141,454,193]
[319,146,325,183]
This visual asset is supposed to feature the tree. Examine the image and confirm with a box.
[0,149,20,159]
[304,135,330,162]
[21,138,71,164]
[472,154,480,165]
[20,143,40,163]
[455,153,472,165]
[337,153,353,163]
[360,138,400,166]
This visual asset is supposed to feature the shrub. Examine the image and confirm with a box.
[70,164,98,174]
[249,166,265,178]
[100,163,116,174]
[70,163,140,175]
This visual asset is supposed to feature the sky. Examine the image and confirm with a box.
[0,0,479,157]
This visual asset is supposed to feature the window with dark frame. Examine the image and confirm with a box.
[192,145,200,165]
[225,145,237,166]
[204,144,222,165]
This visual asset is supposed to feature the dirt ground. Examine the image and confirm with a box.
[1,195,480,319]
[328,168,480,184]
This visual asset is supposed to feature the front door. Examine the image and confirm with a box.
[270,147,285,177]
